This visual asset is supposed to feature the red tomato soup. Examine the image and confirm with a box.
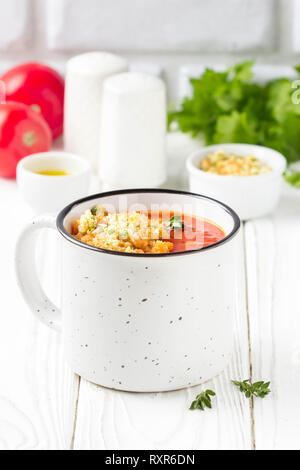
[72,204,225,254]
[156,212,225,253]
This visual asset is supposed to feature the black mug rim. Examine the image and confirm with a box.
[56,188,241,258]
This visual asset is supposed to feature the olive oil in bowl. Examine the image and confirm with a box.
[36,170,71,176]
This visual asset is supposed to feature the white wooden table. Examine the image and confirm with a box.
[0,134,299,450]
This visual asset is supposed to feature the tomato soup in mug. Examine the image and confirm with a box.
[72,204,225,254]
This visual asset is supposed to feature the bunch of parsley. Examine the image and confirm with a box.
[168,61,300,167]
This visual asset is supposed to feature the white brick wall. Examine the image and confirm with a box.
[292,0,300,52]
[0,0,298,101]
[0,0,31,50]
[46,0,275,53]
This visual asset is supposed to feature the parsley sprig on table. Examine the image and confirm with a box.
[189,379,271,412]
[232,379,271,399]
[284,171,300,188]
[189,389,216,411]
[168,60,300,166]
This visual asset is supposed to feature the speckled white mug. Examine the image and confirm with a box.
[16,189,240,392]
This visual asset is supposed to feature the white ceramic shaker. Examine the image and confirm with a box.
[98,72,167,189]
[64,52,128,171]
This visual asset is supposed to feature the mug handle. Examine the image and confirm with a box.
[15,214,61,332]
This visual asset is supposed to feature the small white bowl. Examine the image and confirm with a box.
[186,143,287,220]
[17,151,91,214]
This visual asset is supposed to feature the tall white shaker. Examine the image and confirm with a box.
[64,52,128,171]
[98,72,167,189]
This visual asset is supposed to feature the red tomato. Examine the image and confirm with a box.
[0,101,52,179]
[0,62,64,139]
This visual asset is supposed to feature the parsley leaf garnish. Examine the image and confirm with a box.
[232,379,271,399]
[168,215,184,230]
[189,389,216,411]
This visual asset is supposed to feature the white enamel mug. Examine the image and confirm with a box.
[16,189,240,392]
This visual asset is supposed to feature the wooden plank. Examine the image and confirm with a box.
[74,228,252,450]
[0,180,79,450]
[245,188,300,450]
